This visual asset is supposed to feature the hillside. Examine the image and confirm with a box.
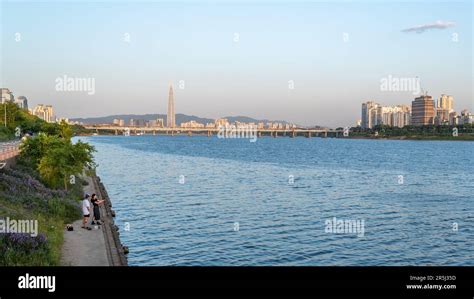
[0,163,83,265]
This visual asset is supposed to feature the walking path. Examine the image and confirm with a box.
[60,175,110,266]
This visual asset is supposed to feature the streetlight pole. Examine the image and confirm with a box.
[4,104,6,127]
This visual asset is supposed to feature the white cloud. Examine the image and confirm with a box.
[402,20,455,33]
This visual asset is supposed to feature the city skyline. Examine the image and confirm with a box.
[3,85,473,129]
[1,1,472,127]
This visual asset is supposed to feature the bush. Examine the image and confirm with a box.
[20,133,95,190]
[0,164,82,266]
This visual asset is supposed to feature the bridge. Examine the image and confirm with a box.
[83,125,347,138]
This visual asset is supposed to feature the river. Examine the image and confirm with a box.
[76,135,474,266]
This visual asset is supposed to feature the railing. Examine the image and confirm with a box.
[0,141,21,161]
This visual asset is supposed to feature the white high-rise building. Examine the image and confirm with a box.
[14,96,28,110]
[437,94,454,111]
[215,118,229,127]
[1,88,14,104]
[392,105,411,128]
[362,101,411,128]
[167,84,175,128]
[33,104,55,123]
[436,94,454,125]
[361,101,380,129]
[460,109,474,124]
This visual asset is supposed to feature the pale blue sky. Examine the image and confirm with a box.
[1,0,472,127]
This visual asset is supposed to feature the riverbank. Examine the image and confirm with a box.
[61,174,127,266]
[346,135,474,141]
[0,159,127,266]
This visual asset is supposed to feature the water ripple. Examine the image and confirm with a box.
[76,136,474,266]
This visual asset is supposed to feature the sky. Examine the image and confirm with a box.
[1,0,472,127]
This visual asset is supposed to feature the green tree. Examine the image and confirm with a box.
[20,133,61,166]
[37,137,95,190]
[20,130,95,190]
[58,120,74,140]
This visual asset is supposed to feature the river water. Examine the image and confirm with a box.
[77,135,474,266]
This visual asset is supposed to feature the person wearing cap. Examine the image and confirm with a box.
[81,194,91,230]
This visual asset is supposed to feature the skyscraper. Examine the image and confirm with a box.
[437,94,454,111]
[435,94,454,125]
[378,105,411,128]
[167,84,175,128]
[392,105,411,128]
[1,88,14,104]
[15,96,28,110]
[362,101,411,128]
[411,95,435,126]
[33,104,55,123]
[361,101,380,129]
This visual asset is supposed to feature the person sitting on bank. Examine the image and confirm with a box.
[91,193,105,225]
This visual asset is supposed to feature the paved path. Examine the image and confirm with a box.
[60,175,110,266]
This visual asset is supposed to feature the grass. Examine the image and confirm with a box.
[0,162,85,266]
[0,201,64,265]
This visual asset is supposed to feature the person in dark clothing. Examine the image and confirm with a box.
[90,193,105,225]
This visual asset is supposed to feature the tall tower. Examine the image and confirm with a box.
[167,84,175,128]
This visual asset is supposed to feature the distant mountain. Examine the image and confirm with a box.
[70,114,214,125]
[70,114,297,126]
[223,116,291,125]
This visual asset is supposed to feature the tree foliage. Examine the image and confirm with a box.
[20,134,95,190]
[6,104,98,190]
[351,123,474,137]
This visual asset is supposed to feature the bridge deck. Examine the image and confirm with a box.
[84,126,343,133]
